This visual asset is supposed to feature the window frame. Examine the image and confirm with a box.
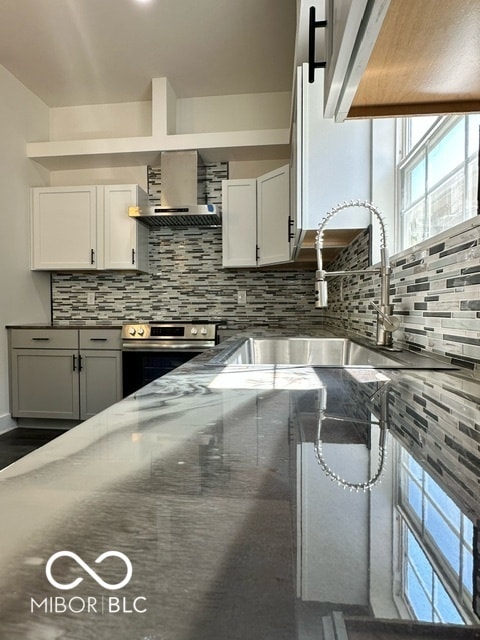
[396,114,480,251]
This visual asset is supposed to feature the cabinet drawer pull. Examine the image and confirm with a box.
[31,337,50,341]
[89,337,108,342]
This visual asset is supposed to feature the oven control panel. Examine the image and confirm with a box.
[121,323,217,341]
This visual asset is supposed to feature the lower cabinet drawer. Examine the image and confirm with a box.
[79,328,121,350]
[10,329,78,349]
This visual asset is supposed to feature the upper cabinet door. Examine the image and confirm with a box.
[257,164,291,266]
[302,64,371,231]
[103,184,149,272]
[222,168,292,268]
[31,184,149,272]
[31,186,98,270]
[222,179,257,268]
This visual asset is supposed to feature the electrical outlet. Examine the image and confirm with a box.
[237,290,247,305]
[87,292,95,305]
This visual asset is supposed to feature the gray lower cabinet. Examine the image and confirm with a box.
[78,349,122,420]
[9,328,122,420]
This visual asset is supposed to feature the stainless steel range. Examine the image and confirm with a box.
[121,321,219,396]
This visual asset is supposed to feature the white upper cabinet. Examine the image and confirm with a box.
[257,165,291,266]
[222,178,257,268]
[103,184,148,271]
[31,186,99,270]
[297,64,371,232]
[31,184,149,272]
[222,164,291,268]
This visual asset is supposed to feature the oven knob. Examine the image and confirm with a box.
[201,327,208,335]
[128,327,136,336]
[137,327,145,336]
[191,327,198,335]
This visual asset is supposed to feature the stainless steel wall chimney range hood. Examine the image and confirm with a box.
[129,150,221,227]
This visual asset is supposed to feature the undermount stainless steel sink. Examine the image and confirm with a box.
[210,337,457,370]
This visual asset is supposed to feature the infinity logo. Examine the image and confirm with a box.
[46,551,133,591]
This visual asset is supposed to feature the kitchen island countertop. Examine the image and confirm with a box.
[0,335,479,639]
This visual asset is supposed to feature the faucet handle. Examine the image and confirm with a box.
[371,301,400,332]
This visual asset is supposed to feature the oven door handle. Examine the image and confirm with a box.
[122,341,215,352]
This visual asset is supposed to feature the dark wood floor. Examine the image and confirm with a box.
[0,428,67,471]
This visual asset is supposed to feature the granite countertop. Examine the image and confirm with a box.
[0,336,479,638]
[6,323,124,329]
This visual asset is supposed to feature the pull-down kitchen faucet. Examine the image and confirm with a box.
[315,200,399,348]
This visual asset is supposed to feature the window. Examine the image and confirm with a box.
[398,114,480,250]
[398,449,475,624]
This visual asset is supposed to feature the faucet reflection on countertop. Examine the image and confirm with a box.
[315,200,400,349]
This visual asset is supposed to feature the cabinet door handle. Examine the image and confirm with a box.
[90,249,95,264]
[288,216,295,241]
[308,6,327,83]
[131,248,136,265]
[72,354,77,371]
[256,245,260,262]
[78,354,83,372]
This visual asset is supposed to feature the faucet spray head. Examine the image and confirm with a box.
[315,270,328,307]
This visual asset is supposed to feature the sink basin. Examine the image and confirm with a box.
[210,337,457,369]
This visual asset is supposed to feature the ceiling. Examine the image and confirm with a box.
[0,0,297,108]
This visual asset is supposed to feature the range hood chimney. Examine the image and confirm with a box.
[129,150,220,227]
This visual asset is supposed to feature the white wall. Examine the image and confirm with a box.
[0,64,51,431]
[50,101,152,141]
[371,118,397,263]
[50,166,148,190]
[176,92,291,134]
[229,159,290,179]
[48,90,291,141]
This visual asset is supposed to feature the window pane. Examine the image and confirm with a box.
[407,479,422,517]
[409,116,439,151]
[408,455,423,479]
[407,566,433,620]
[407,530,433,620]
[428,120,464,189]
[404,156,426,207]
[467,157,479,217]
[425,502,460,573]
[467,114,480,156]
[463,516,474,542]
[463,545,474,593]
[462,516,474,593]
[403,200,427,246]
[427,170,464,237]
[434,577,463,623]
[425,476,460,530]
[409,529,432,582]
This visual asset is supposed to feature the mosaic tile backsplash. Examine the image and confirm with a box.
[51,182,480,376]
[52,225,320,331]
[321,215,480,376]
